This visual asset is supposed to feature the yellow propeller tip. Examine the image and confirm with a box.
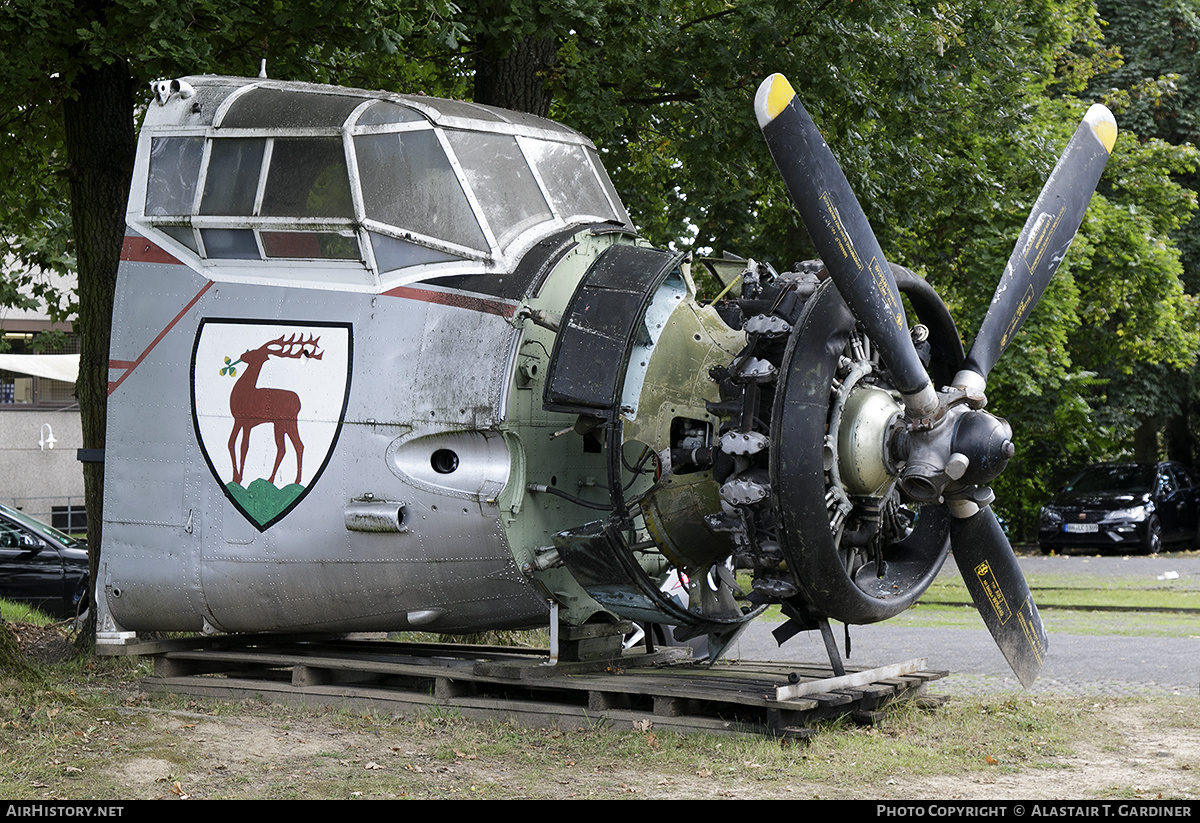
[755,74,796,128]
[1084,104,1117,154]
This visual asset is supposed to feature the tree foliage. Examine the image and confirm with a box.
[1086,0,1200,474]
[2,0,1199,545]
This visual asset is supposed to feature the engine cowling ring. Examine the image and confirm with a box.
[770,266,964,624]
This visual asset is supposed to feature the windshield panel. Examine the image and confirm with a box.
[355,131,487,251]
[261,138,353,218]
[146,136,204,216]
[0,507,76,549]
[589,148,631,226]
[200,138,265,215]
[446,131,551,248]
[523,140,615,221]
[1066,465,1154,494]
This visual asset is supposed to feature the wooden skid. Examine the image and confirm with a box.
[137,637,947,739]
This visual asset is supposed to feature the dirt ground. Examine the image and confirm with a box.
[902,701,1200,801]
[102,700,1200,800]
[5,622,1199,800]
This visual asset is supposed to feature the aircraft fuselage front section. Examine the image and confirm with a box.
[99,76,760,645]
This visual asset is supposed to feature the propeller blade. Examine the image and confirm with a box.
[951,507,1048,688]
[956,104,1117,392]
[755,73,937,417]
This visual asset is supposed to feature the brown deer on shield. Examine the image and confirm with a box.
[227,334,323,486]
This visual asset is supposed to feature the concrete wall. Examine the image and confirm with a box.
[0,408,85,525]
[0,267,83,526]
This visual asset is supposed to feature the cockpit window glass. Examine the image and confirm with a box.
[262,231,359,260]
[201,228,259,259]
[354,131,487,251]
[355,100,426,126]
[415,98,506,123]
[523,140,615,221]
[446,131,551,248]
[588,148,631,225]
[139,79,625,274]
[494,108,579,136]
[200,138,265,216]
[261,138,353,218]
[160,225,199,253]
[220,88,364,129]
[145,136,204,216]
[370,232,463,272]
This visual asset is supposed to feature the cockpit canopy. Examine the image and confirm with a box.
[130,78,631,290]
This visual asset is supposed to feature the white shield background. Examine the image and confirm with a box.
[193,321,351,491]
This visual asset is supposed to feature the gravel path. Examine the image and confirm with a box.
[726,552,1200,697]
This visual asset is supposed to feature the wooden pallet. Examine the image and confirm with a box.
[135,636,947,739]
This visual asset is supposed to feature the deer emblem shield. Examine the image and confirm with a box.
[192,319,353,531]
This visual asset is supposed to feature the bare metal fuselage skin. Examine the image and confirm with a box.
[105,249,549,634]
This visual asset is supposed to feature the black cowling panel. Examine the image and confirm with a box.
[544,243,684,417]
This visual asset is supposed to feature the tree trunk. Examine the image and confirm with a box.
[473,29,557,116]
[1132,416,1161,462]
[1165,411,1196,469]
[61,60,137,645]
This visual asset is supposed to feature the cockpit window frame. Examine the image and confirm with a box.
[129,77,632,292]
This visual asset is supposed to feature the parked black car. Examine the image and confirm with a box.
[1038,461,1200,555]
[0,503,89,618]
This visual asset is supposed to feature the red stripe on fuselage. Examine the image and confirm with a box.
[121,235,184,265]
[382,285,516,318]
[107,281,214,396]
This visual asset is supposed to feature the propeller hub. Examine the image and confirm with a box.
[951,408,1015,485]
[895,403,1014,503]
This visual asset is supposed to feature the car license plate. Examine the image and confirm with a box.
[1064,523,1099,534]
